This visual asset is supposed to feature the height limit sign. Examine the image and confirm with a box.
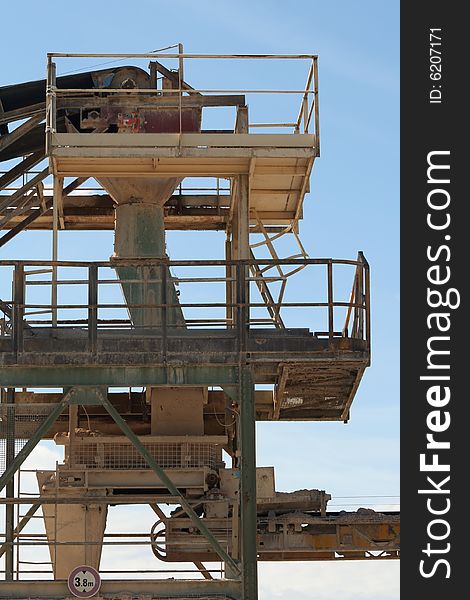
[67,565,101,598]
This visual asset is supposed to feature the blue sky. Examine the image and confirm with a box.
[1,1,399,597]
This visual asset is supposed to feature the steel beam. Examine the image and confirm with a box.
[193,561,213,580]
[0,176,89,249]
[0,152,45,192]
[57,95,247,108]
[0,365,239,387]
[0,113,44,152]
[2,388,15,579]
[0,198,52,248]
[0,579,241,599]
[0,103,45,127]
[239,367,258,599]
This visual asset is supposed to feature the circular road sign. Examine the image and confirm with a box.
[67,565,101,598]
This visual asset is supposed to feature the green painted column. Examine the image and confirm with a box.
[113,203,183,328]
[3,388,15,580]
[239,367,258,599]
[114,202,166,258]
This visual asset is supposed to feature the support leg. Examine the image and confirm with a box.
[3,388,15,580]
[239,368,258,599]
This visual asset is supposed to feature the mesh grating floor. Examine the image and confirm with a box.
[0,403,57,473]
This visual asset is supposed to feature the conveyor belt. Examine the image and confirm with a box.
[0,66,151,161]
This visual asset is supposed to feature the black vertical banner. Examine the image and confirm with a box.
[401,3,466,597]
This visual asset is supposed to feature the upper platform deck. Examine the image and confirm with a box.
[49,133,315,227]
[1,53,319,236]
[44,52,319,230]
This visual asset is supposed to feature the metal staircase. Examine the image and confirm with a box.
[249,210,309,328]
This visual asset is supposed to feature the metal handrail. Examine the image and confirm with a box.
[45,52,319,140]
[2,256,370,355]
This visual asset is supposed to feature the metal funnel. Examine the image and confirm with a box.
[101,177,185,328]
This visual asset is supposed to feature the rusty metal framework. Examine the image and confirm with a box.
[0,256,370,422]
[1,51,319,242]
[0,51,398,600]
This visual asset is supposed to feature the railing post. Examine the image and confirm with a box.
[342,264,359,338]
[302,95,308,133]
[365,265,371,350]
[327,261,334,339]
[51,176,63,328]
[161,262,168,362]
[12,264,25,355]
[50,61,57,133]
[352,268,360,339]
[46,56,56,153]
[235,105,249,134]
[88,265,98,354]
[313,57,320,156]
[225,238,233,329]
[359,252,371,358]
[178,43,183,140]
[236,262,248,354]
[357,260,364,340]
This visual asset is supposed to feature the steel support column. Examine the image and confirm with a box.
[239,367,258,599]
[235,171,258,599]
[3,388,15,580]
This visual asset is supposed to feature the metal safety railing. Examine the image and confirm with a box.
[45,51,320,151]
[0,254,370,355]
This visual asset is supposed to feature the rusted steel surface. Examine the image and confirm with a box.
[0,255,370,420]
[155,508,400,563]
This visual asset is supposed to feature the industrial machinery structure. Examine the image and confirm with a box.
[0,51,399,600]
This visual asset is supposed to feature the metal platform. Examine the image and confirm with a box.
[49,133,314,229]
[0,254,370,422]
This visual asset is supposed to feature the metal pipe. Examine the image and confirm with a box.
[0,258,364,267]
[51,88,316,94]
[48,52,317,59]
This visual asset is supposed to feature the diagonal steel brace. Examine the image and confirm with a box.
[99,391,241,575]
[0,399,67,492]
